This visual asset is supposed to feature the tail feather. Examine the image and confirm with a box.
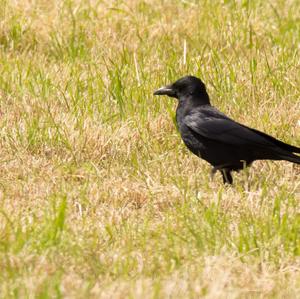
[280,153,300,164]
[248,127,300,153]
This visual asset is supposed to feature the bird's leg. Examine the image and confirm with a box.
[210,167,218,180]
[221,169,233,185]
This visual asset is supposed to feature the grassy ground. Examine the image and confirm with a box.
[0,0,299,298]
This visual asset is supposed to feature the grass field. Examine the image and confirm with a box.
[0,0,300,298]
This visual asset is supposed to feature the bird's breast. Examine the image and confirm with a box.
[177,123,205,157]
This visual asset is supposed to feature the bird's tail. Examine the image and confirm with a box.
[248,127,300,153]
[280,153,300,164]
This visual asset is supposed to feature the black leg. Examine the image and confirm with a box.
[221,169,233,184]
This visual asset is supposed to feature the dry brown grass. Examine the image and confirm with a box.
[0,0,300,298]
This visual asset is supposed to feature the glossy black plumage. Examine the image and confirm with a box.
[154,76,300,184]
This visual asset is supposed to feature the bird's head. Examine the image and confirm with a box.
[153,75,210,105]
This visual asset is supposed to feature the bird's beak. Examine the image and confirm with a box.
[153,85,176,97]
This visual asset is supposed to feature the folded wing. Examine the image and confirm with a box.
[184,107,300,155]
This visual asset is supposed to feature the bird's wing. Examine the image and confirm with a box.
[184,109,276,148]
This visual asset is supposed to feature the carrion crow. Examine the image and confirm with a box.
[154,75,300,184]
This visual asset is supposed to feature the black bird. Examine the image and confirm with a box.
[154,75,300,184]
